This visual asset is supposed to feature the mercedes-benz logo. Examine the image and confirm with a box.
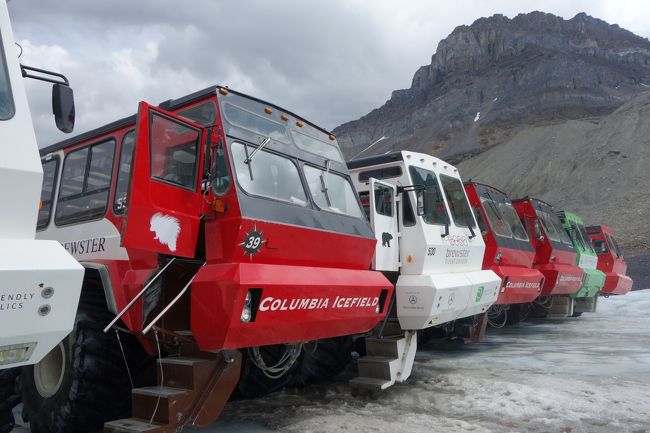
[408,295,417,304]
[448,293,455,305]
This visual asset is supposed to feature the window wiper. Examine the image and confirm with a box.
[245,136,271,164]
[320,160,332,207]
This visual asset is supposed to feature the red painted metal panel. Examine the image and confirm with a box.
[191,262,392,350]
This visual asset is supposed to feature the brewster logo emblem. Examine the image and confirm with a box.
[150,213,180,252]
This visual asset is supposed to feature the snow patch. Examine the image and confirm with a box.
[474,111,480,122]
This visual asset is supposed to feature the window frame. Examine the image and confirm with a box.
[36,156,60,230]
[222,101,291,145]
[54,139,116,227]
[439,174,476,229]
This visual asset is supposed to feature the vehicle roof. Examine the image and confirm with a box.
[40,85,333,156]
[463,181,510,197]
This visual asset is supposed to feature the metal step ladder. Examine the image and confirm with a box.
[349,327,417,391]
[104,351,241,433]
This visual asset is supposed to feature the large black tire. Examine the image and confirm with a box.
[0,368,20,433]
[20,287,154,433]
[234,345,301,399]
[289,336,354,388]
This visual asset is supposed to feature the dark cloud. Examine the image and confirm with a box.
[7,0,650,147]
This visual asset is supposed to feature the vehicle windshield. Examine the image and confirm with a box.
[480,197,512,238]
[606,232,623,258]
[408,166,450,226]
[538,210,561,242]
[0,32,14,120]
[440,175,476,228]
[576,222,595,253]
[500,202,529,240]
[304,165,363,218]
[223,102,290,144]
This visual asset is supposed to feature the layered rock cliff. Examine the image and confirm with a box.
[335,12,650,160]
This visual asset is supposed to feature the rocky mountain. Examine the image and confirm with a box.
[335,12,650,161]
[458,91,650,254]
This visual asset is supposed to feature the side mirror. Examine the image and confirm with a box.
[52,83,75,133]
[416,190,425,216]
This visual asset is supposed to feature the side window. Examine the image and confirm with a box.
[150,112,200,190]
[358,166,402,182]
[211,145,232,195]
[402,191,416,227]
[177,101,217,127]
[55,140,116,225]
[304,165,363,218]
[358,191,370,219]
[0,31,15,120]
[374,183,393,217]
[593,239,608,254]
[37,158,59,229]
[113,130,135,214]
[231,141,307,206]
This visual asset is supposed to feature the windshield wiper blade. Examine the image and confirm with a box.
[245,136,271,164]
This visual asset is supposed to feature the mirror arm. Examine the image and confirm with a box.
[468,225,476,239]
[441,223,450,238]
[20,64,70,86]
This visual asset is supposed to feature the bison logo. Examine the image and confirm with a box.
[381,232,393,247]
[150,213,180,252]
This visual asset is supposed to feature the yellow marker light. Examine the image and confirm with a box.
[329,134,336,141]
[39,199,43,209]
[407,255,413,263]
[264,107,273,114]
[212,199,227,213]
[281,114,289,121]
[219,88,229,95]
[296,120,304,127]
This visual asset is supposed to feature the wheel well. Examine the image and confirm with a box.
[80,265,118,314]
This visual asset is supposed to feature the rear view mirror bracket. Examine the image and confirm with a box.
[21,64,75,133]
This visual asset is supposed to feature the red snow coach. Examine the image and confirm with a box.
[585,225,633,295]
[464,183,544,325]
[511,198,584,316]
[31,86,392,433]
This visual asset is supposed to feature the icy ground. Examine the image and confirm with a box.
[13,290,650,433]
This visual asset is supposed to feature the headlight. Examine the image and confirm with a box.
[241,291,252,323]
[0,343,36,366]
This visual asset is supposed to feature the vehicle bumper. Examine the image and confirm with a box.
[600,272,633,296]
[490,265,544,305]
[572,268,605,298]
[537,263,584,296]
[395,270,501,330]
[0,240,84,369]
[191,263,393,350]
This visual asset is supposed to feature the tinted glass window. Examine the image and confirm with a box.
[304,166,363,218]
[56,140,115,225]
[358,191,370,219]
[291,129,343,162]
[150,112,200,190]
[593,239,608,254]
[481,198,512,238]
[568,221,586,250]
[374,183,393,217]
[223,103,289,144]
[408,166,449,226]
[232,141,307,206]
[440,175,475,228]
[606,233,622,258]
[473,207,489,236]
[37,158,59,229]
[402,190,416,227]
[113,131,135,214]
[358,166,402,182]
[178,101,217,127]
[0,32,14,120]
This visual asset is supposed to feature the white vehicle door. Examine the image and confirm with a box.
[369,178,399,271]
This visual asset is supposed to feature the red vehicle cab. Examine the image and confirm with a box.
[511,198,584,296]
[464,182,544,305]
[585,225,633,295]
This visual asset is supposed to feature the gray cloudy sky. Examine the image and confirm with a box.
[8,0,650,147]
